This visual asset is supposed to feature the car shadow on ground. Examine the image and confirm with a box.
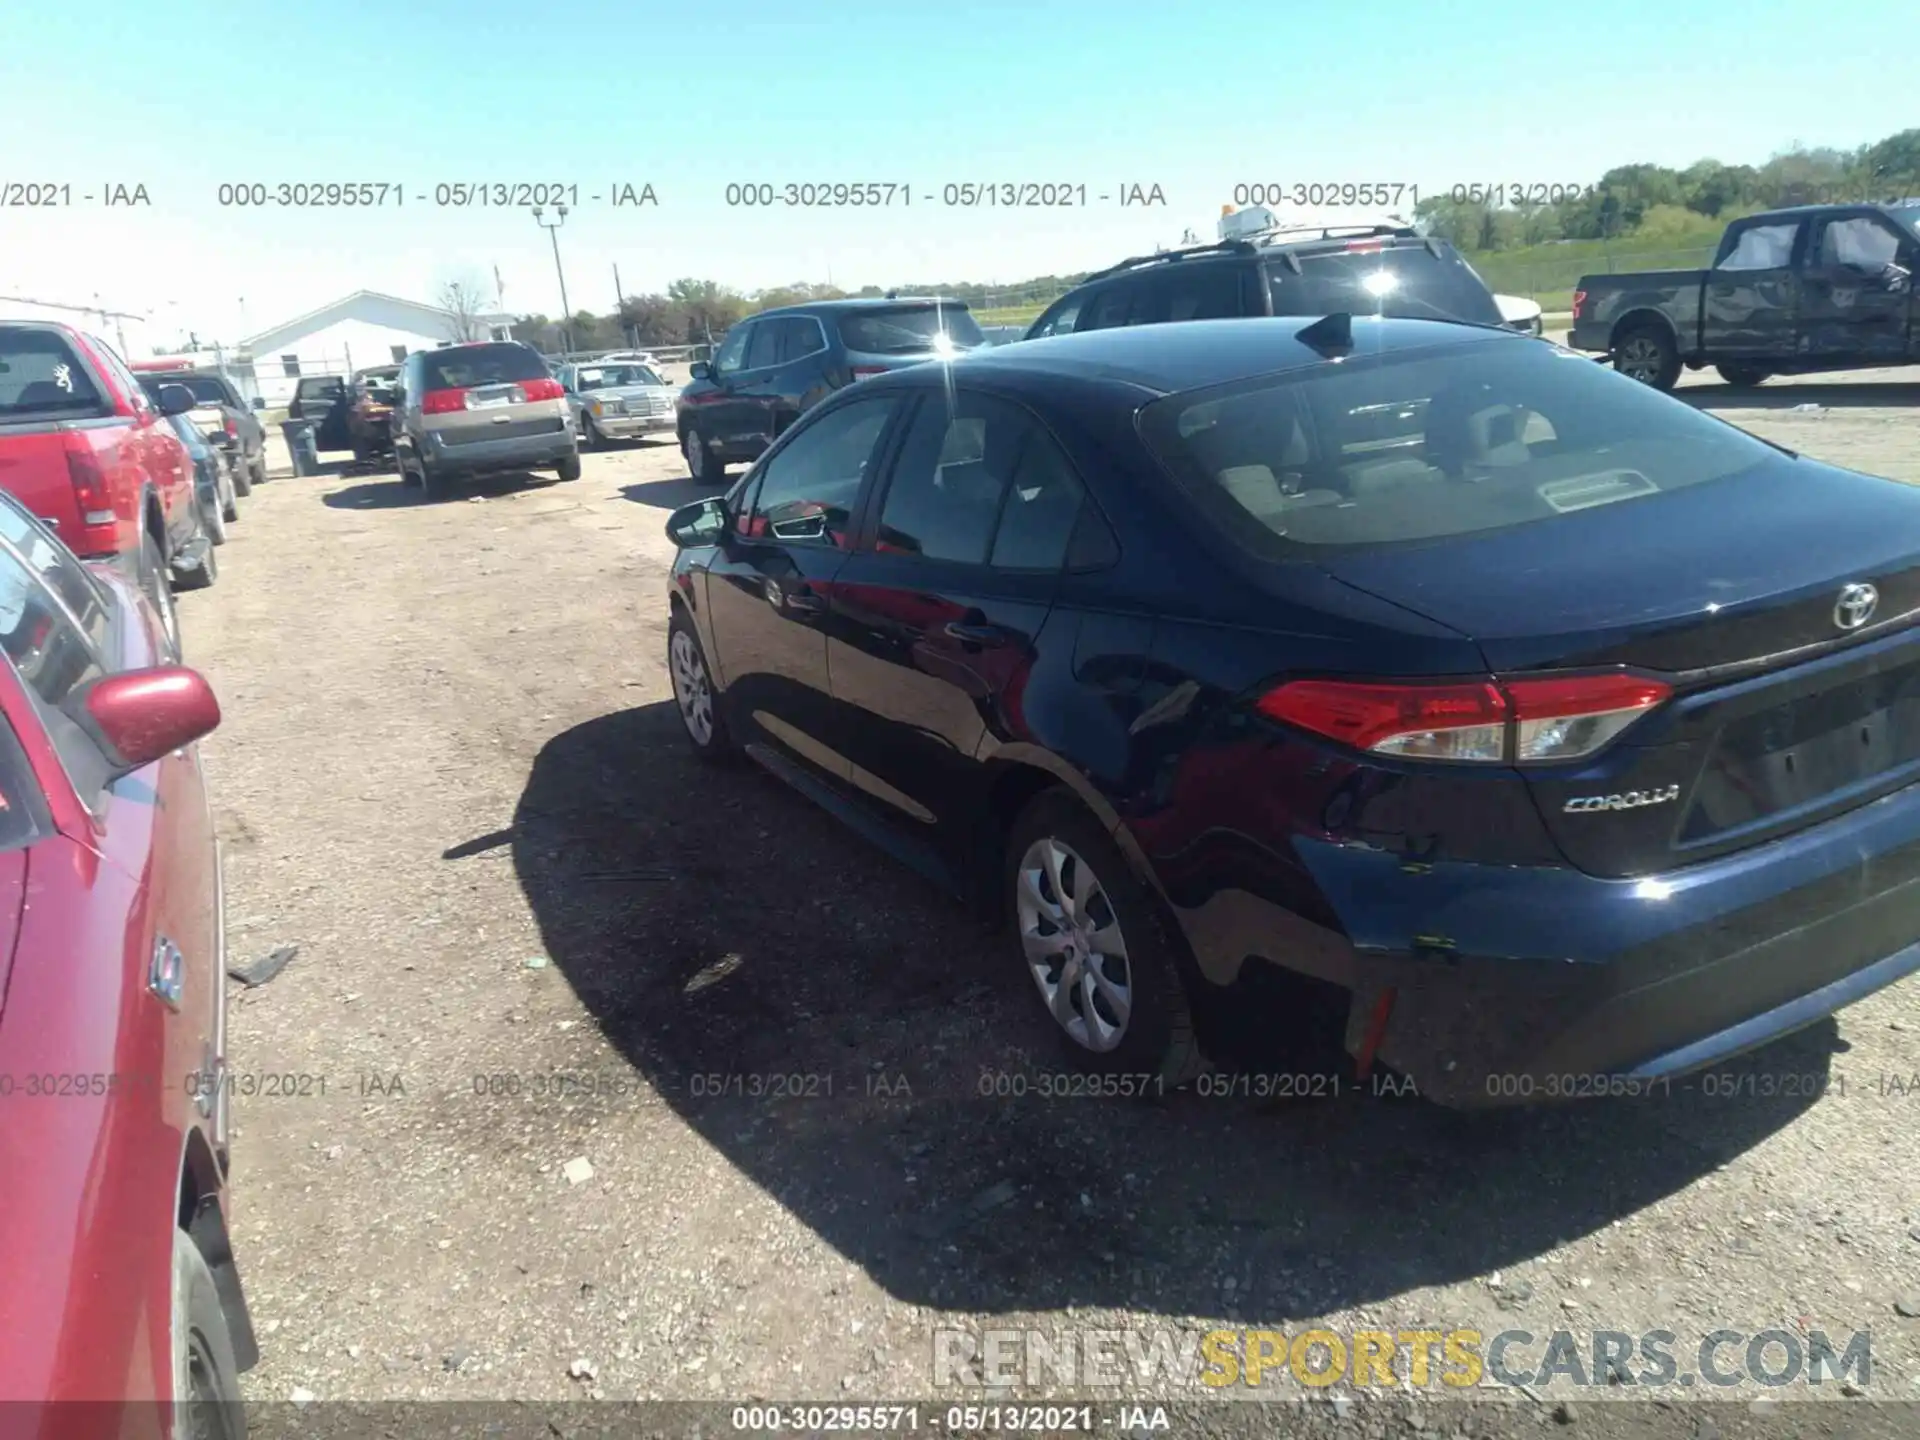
[1679,379,1920,410]
[321,471,564,510]
[621,476,715,509]
[499,701,1835,1316]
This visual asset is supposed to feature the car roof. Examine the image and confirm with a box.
[750,296,970,318]
[901,315,1517,395]
[1745,201,1909,222]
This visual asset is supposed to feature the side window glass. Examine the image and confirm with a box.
[1818,217,1901,271]
[1168,265,1247,321]
[1080,286,1133,332]
[90,339,150,413]
[0,529,108,791]
[783,317,826,362]
[746,322,783,370]
[0,496,111,652]
[1030,298,1082,339]
[713,325,752,376]
[1716,222,1799,271]
[989,426,1088,571]
[875,394,1036,564]
[748,397,896,547]
[1125,277,1172,326]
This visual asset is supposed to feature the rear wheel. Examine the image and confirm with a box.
[418,458,450,502]
[204,489,229,546]
[556,452,582,482]
[682,426,713,485]
[219,460,238,524]
[1005,791,1203,1085]
[248,454,266,491]
[174,500,219,591]
[1611,324,1681,390]
[1716,363,1772,388]
[232,456,253,498]
[172,1229,248,1440]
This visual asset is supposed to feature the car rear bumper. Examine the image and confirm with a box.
[1169,776,1920,1108]
[1566,321,1610,352]
[589,412,675,437]
[423,426,575,474]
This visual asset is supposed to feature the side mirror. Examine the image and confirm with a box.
[65,666,221,775]
[665,496,728,548]
[155,384,196,417]
[688,361,711,381]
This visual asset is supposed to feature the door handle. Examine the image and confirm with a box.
[944,619,1014,647]
[771,581,825,614]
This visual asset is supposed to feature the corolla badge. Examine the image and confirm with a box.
[1564,784,1681,814]
[1834,583,1879,631]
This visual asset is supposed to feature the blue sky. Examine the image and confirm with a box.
[0,0,1908,346]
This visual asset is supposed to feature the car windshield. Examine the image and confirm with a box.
[576,364,663,390]
[0,327,109,420]
[837,305,987,355]
[1265,244,1505,327]
[420,343,547,389]
[139,374,231,406]
[1139,332,1776,554]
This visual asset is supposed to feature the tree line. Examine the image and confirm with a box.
[500,127,1920,350]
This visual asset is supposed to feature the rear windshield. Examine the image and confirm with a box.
[0,327,109,420]
[836,305,987,355]
[139,374,232,407]
[1139,333,1775,554]
[420,343,547,390]
[1264,243,1504,327]
[576,364,664,390]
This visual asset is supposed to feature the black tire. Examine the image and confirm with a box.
[1716,363,1771,388]
[173,498,219,591]
[667,606,735,761]
[418,458,450,502]
[556,451,583,482]
[1611,323,1681,390]
[1004,790,1203,1085]
[205,489,229,546]
[137,527,182,657]
[231,456,253,498]
[173,1229,248,1440]
[578,412,601,449]
[682,426,713,485]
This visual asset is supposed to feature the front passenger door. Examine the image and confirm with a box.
[1701,218,1802,357]
[701,395,904,781]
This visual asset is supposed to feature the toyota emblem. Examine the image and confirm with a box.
[1834,583,1879,631]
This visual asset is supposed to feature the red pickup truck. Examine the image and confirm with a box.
[0,322,220,652]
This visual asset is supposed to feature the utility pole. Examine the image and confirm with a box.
[613,263,628,347]
[532,205,573,355]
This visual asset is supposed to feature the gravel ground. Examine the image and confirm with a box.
[185,358,1920,1438]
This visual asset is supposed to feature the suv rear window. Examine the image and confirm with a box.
[1265,243,1503,327]
[419,343,548,390]
[0,327,109,420]
[1140,335,1772,553]
[138,374,233,407]
[836,306,986,355]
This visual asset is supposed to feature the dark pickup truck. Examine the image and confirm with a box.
[1567,201,1920,390]
[135,368,269,492]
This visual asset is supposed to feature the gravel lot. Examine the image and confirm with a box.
[191,357,1920,1438]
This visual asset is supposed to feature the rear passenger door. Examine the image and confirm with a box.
[826,390,1092,841]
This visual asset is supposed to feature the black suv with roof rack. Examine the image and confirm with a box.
[1022,223,1506,341]
[676,297,986,485]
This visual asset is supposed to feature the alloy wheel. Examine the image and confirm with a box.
[670,628,714,745]
[683,429,706,483]
[1616,336,1666,384]
[1015,837,1133,1051]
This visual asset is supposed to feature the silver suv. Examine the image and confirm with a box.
[393,341,580,499]
[556,360,678,447]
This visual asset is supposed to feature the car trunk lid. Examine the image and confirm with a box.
[1320,456,1920,876]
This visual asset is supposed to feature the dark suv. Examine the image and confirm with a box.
[676,298,987,485]
[1023,224,1505,341]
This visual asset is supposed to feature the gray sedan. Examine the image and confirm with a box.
[557,361,679,447]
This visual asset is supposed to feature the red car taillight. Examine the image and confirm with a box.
[1571,288,1587,320]
[1257,673,1671,765]
[421,388,470,414]
[223,415,238,437]
[518,377,564,401]
[62,433,118,527]
[1344,239,1386,254]
[851,366,888,381]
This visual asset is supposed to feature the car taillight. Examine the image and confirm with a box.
[851,366,888,381]
[61,433,118,527]
[1571,288,1587,320]
[421,388,470,414]
[1344,240,1386,253]
[518,378,564,401]
[1257,673,1671,765]
[223,415,238,437]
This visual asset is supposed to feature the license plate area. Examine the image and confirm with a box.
[468,386,520,409]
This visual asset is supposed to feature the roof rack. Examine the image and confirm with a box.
[1083,239,1258,283]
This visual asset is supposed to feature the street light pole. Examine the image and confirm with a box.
[532,204,573,355]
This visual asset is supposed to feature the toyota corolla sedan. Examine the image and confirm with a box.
[0,487,254,1430]
[659,314,1920,1106]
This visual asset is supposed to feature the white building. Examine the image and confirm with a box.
[235,290,516,407]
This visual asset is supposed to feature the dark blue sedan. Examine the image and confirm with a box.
[660,314,1920,1106]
